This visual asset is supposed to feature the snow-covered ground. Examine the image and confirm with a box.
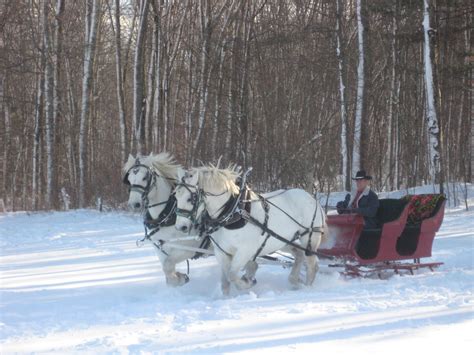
[1,187,473,353]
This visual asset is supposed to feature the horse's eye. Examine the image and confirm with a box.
[187,198,192,203]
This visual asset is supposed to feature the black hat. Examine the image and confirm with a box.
[352,170,372,180]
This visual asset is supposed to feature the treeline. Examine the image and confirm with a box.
[0,0,472,211]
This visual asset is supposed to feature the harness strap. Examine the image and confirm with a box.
[191,234,211,260]
[252,234,271,261]
[240,210,324,257]
[259,195,270,237]
[207,235,232,257]
[305,200,320,256]
[262,197,310,230]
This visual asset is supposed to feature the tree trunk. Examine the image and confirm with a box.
[2,75,11,209]
[238,2,252,168]
[145,19,157,152]
[151,0,162,151]
[335,0,349,191]
[352,0,365,179]
[212,45,225,160]
[422,0,441,186]
[43,0,55,209]
[191,0,212,162]
[53,0,64,190]
[79,0,100,208]
[388,0,399,190]
[133,0,149,154]
[32,68,44,210]
[107,0,128,163]
[65,57,77,191]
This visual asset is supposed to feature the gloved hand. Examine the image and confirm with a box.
[344,193,351,203]
[337,194,352,214]
[336,201,344,214]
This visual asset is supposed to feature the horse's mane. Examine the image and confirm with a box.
[193,164,241,196]
[123,152,182,185]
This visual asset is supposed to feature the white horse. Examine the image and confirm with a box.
[123,153,212,286]
[174,165,328,295]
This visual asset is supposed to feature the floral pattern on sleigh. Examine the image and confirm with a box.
[402,194,445,225]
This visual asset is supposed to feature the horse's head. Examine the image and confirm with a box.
[175,165,241,233]
[174,170,205,233]
[122,155,154,211]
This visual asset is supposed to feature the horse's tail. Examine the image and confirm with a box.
[320,214,329,246]
[316,200,329,248]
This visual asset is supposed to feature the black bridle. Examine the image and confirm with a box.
[175,180,241,234]
[122,160,172,210]
[175,181,205,227]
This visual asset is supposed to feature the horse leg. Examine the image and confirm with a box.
[242,260,258,285]
[214,250,232,296]
[228,252,255,291]
[162,257,189,287]
[284,246,305,287]
[304,255,319,286]
[304,232,322,286]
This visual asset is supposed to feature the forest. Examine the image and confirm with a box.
[0,0,472,211]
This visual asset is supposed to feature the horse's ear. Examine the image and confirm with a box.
[185,169,199,186]
[125,154,134,165]
[122,171,130,185]
[176,168,185,183]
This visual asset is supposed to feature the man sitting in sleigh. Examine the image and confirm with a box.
[336,170,379,229]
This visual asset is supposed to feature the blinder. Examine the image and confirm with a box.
[175,183,204,225]
[123,162,155,201]
[122,171,131,185]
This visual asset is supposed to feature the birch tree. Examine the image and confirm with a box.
[388,0,400,190]
[43,0,55,209]
[422,0,441,186]
[32,2,47,210]
[79,0,100,208]
[335,0,349,190]
[191,0,212,161]
[107,0,128,163]
[132,0,149,154]
[352,0,365,179]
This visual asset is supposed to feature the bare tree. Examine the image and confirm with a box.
[107,0,128,163]
[352,0,365,179]
[335,0,349,190]
[79,0,100,208]
[422,0,442,189]
[132,0,149,154]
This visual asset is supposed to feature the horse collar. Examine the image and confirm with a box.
[144,195,177,229]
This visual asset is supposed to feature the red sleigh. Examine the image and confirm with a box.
[319,194,446,277]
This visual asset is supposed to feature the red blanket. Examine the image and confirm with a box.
[403,194,444,224]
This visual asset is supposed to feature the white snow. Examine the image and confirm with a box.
[1,187,473,353]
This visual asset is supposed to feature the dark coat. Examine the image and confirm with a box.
[337,187,380,229]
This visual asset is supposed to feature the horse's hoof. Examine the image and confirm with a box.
[241,275,257,287]
[288,276,304,286]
